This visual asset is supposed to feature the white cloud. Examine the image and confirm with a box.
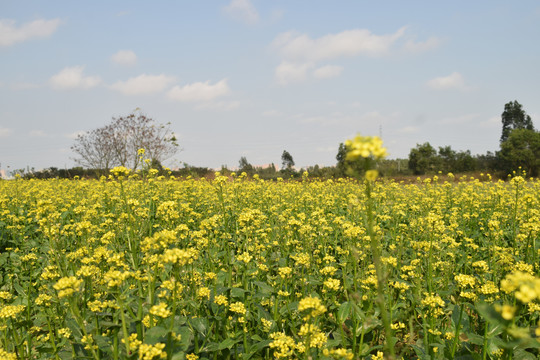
[111,50,137,66]
[224,0,259,24]
[313,65,343,79]
[167,79,230,102]
[404,36,440,53]
[0,18,60,47]
[110,74,175,95]
[0,127,12,137]
[29,130,48,137]
[66,131,85,140]
[195,100,240,111]
[479,116,500,128]
[275,62,313,85]
[272,27,406,62]
[427,72,465,90]
[50,66,101,90]
[398,126,419,134]
[272,27,410,85]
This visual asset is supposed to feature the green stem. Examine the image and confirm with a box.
[481,321,488,360]
[450,304,464,358]
[365,180,394,359]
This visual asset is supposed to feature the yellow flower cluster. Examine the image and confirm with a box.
[149,303,172,318]
[323,278,341,291]
[229,301,247,315]
[0,305,25,319]
[298,323,327,349]
[53,276,83,298]
[455,274,476,288]
[322,347,354,360]
[88,299,119,312]
[0,347,17,360]
[344,134,388,160]
[162,248,198,266]
[138,342,166,360]
[214,295,228,306]
[421,293,445,317]
[298,296,326,320]
[500,271,540,303]
[110,166,131,178]
[269,332,297,359]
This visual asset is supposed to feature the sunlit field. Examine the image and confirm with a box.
[0,171,539,359]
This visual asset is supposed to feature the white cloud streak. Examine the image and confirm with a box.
[111,50,137,66]
[404,36,440,53]
[195,100,240,111]
[0,18,60,47]
[275,62,313,85]
[427,72,465,90]
[110,74,175,95]
[313,65,343,79]
[49,66,101,90]
[167,79,230,102]
[224,0,259,24]
[0,127,12,137]
[272,27,406,62]
[29,130,48,138]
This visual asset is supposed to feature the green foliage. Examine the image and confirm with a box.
[408,143,479,175]
[281,150,295,171]
[497,128,540,177]
[501,101,534,144]
[408,142,438,175]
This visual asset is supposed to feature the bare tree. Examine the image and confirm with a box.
[71,125,116,170]
[71,112,179,171]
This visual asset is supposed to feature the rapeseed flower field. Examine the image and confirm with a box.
[0,167,539,359]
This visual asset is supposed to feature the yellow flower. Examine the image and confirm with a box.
[269,332,296,359]
[497,304,516,320]
[229,302,247,315]
[149,303,172,318]
[365,170,379,182]
[214,295,228,306]
[53,276,83,298]
[0,305,25,319]
[197,287,211,300]
[344,134,388,160]
[298,296,326,319]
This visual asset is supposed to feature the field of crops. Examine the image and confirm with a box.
[0,170,539,359]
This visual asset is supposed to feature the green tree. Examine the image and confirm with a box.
[408,142,438,175]
[497,128,540,177]
[500,101,534,144]
[238,156,253,173]
[336,142,366,177]
[281,150,295,170]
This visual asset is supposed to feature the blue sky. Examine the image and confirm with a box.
[1,1,540,171]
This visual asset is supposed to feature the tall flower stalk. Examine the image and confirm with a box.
[344,134,395,359]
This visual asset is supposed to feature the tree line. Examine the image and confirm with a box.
[5,101,539,180]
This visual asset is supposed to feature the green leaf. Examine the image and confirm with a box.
[466,332,485,346]
[171,351,185,360]
[190,317,208,336]
[218,338,240,350]
[145,326,169,344]
[253,281,273,294]
[513,349,537,360]
[231,287,249,298]
[337,301,351,323]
